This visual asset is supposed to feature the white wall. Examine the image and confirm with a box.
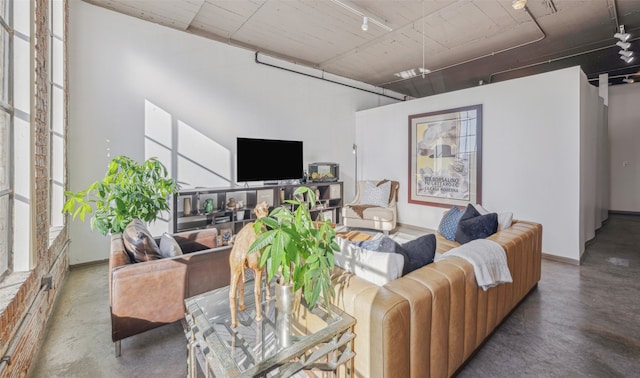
[68,1,397,264]
[579,74,608,258]
[356,66,596,261]
[609,82,640,212]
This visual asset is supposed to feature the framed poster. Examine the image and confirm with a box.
[408,104,482,208]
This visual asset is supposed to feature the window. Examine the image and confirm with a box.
[0,0,12,279]
[48,0,65,241]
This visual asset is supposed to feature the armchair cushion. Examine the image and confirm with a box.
[159,233,183,258]
[122,219,162,263]
[359,180,391,207]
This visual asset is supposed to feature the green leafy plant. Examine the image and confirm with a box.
[63,156,178,235]
[249,186,339,310]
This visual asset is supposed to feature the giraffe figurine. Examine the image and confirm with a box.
[228,201,271,328]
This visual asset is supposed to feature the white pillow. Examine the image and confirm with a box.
[472,204,513,231]
[159,233,183,258]
[359,181,391,207]
[334,236,404,286]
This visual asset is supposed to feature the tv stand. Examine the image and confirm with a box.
[172,182,343,235]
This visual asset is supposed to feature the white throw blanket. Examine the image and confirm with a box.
[441,239,512,291]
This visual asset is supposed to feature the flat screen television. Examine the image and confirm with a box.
[237,137,303,182]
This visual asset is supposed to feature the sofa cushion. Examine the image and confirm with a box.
[473,204,514,231]
[123,219,163,263]
[438,206,464,241]
[455,205,498,244]
[334,236,404,286]
[359,180,391,207]
[159,233,183,258]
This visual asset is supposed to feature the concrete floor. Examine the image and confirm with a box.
[30,215,640,377]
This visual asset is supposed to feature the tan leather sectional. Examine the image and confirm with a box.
[331,220,542,378]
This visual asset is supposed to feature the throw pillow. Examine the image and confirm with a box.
[438,206,464,241]
[122,219,163,263]
[367,236,435,276]
[455,212,498,244]
[473,203,514,231]
[359,180,391,207]
[334,236,404,285]
[159,233,183,258]
[401,234,437,275]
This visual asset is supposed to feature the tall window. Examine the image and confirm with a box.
[49,0,64,241]
[0,0,12,279]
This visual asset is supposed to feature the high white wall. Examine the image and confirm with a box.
[609,82,640,212]
[68,1,397,264]
[579,74,609,258]
[356,66,600,261]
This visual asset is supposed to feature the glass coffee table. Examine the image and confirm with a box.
[183,279,356,377]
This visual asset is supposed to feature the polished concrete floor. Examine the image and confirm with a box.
[30,215,640,377]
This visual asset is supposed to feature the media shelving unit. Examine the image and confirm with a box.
[172,182,344,237]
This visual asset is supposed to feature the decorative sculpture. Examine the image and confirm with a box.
[229,201,271,328]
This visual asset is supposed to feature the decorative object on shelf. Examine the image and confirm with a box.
[227,197,237,210]
[237,210,245,221]
[237,200,244,209]
[183,197,192,216]
[221,228,234,245]
[204,198,214,213]
[308,162,339,182]
[409,104,482,208]
[63,155,178,235]
[229,202,271,328]
[249,186,339,320]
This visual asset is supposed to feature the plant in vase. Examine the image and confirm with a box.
[248,186,339,342]
[62,155,178,235]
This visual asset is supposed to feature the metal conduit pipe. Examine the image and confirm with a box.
[489,35,640,83]
[254,52,408,102]
[376,5,546,88]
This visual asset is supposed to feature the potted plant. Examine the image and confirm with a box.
[248,186,339,315]
[62,155,178,235]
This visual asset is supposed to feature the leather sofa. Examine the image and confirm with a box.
[109,228,231,356]
[331,220,542,378]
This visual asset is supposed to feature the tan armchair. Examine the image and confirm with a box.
[341,180,399,234]
[109,228,231,356]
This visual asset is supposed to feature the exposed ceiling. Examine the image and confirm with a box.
[83,0,640,99]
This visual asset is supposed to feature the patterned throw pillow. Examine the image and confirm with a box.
[359,180,391,207]
[438,206,464,241]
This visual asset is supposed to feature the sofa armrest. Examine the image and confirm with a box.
[331,268,410,378]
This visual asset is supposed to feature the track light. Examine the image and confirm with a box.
[361,16,368,31]
[614,32,631,42]
[620,55,634,63]
[623,76,635,84]
[619,50,634,58]
[617,41,631,50]
[512,0,527,10]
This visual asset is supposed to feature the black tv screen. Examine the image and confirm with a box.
[237,137,303,182]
